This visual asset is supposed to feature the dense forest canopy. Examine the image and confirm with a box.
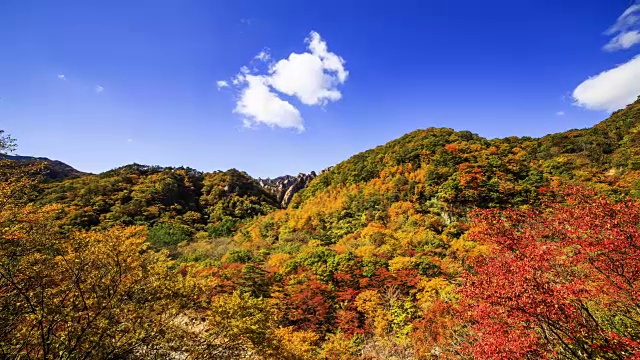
[1,99,639,359]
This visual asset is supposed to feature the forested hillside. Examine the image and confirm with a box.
[1,99,639,359]
[0,154,86,180]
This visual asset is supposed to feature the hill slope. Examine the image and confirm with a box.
[1,154,86,180]
[3,99,640,359]
[238,99,640,249]
[186,99,639,356]
[37,165,280,235]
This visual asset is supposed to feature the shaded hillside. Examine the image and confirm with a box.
[1,154,86,180]
[202,169,280,236]
[37,165,279,234]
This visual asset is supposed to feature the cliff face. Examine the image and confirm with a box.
[258,172,317,207]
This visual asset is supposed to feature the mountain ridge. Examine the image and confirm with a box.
[9,99,640,235]
[1,154,87,180]
[2,98,640,359]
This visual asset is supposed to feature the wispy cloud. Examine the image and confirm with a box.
[57,74,67,81]
[603,2,640,51]
[254,50,271,62]
[573,55,640,111]
[95,85,104,93]
[216,80,229,89]
[219,31,348,131]
[556,111,565,116]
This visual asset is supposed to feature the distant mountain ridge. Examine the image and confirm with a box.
[1,154,87,180]
[1,154,318,205]
[10,98,640,234]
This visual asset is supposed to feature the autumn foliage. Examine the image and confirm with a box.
[1,98,640,358]
[461,189,640,359]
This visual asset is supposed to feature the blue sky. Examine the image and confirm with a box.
[1,0,640,177]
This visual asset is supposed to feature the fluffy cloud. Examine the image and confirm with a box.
[233,74,303,131]
[603,3,640,51]
[95,85,104,93]
[57,74,67,81]
[216,80,229,89]
[573,55,640,111]
[268,31,348,106]
[220,31,348,131]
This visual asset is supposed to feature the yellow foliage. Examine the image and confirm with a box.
[318,332,359,360]
[388,256,414,272]
[355,290,391,338]
[416,277,458,310]
[354,244,378,259]
[271,326,319,360]
[449,234,490,259]
[266,252,292,272]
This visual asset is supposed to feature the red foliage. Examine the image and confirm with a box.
[444,143,460,154]
[278,275,333,333]
[412,300,458,357]
[459,188,640,359]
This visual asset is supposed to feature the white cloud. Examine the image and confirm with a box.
[556,111,565,116]
[254,50,271,62]
[603,3,640,51]
[573,55,640,111]
[233,74,304,131]
[95,85,104,93]
[606,4,640,34]
[216,80,229,89]
[268,31,348,106]
[127,139,133,143]
[220,31,348,131]
[604,30,640,51]
[57,74,67,81]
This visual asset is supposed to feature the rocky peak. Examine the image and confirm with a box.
[258,172,317,207]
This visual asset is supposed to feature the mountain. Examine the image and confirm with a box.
[36,164,281,238]
[1,154,86,180]
[22,99,640,239]
[3,99,640,359]
[258,172,317,207]
[207,98,640,356]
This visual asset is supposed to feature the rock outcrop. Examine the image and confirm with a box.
[258,172,317,207]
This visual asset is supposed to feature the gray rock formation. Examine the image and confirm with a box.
[258,172,317,207]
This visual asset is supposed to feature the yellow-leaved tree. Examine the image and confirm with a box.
[0,132,181,359]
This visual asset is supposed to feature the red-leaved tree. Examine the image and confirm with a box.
[460,188,640,359]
